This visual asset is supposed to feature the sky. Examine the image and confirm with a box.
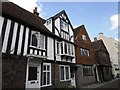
[8,0,119,41]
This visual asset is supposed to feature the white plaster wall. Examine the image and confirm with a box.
[69,25,74,42]
[0,16,4,37]
[55,18,60,37]
[44,19,52,32]
[47,37,54,60]
[55,39,61,61]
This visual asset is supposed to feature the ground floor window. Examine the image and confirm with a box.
[60,65,70,81]
[83,65,93,76]
[42,63,51,86]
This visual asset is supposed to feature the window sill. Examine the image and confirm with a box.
[29,45,46,51]
[60,79,71,82]
[41,84,52,87]
[60,54,75,58]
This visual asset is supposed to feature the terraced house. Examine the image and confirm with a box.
[1,2,76,89]
[92,39,112,82]
[74,25,96,87]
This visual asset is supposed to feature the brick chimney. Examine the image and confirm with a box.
[33,7,39,16]
[94,37,97,41]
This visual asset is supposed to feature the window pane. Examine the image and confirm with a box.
[65,67,69,80]
[43,65,46,71]
[32,34,37,47]
[47,72,50,84]
[28,67,37,81]
[39,34,44,49]
[57,42,59,54]
[61,43,63,54]
[60,67,64,80]
[83,66,93,76]
[65,43,67,54]
[68,44,70,55]
[47,66,50,71]
[43,72,46,85]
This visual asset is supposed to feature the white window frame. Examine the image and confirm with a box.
[59,65,71,81]
[46,19,51,25]
[61,20,68,32]
[82,34,87,42]
[42,63,52,87]
[80,48,90,56]
[56,41,60,55]
[30,31,45,50]
[60,42,75,56]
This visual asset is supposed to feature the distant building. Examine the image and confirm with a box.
[74,25,96,87]
[97,33,120,77]
[92,40,112,82]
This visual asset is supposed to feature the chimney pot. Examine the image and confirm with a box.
[94,37,97,41]
[33,7,39,16]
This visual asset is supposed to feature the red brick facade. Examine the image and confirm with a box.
[74,25,96,65]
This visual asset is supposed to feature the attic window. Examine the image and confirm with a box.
[82,34,87,42]
[61,20,68,32]
[46,19,51,25]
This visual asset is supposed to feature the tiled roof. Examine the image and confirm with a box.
[74,25,85,38]
[1,2,54,35]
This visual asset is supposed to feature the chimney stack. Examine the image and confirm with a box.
[99,33,104,37]
[33,7,39,16]
[94,37,97,41]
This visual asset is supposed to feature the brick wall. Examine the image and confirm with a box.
[75,27,96,65]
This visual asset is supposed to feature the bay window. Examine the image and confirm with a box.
[60,42,74,56]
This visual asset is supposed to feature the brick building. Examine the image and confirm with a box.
[92,39,112,82]
[74,25,96,87]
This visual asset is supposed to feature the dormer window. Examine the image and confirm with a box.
[61,20,68,32]
[46,19,51,25]
[30,31,45,50]
[82,34,87,42]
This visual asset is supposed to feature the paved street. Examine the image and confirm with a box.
[82,78,120,89]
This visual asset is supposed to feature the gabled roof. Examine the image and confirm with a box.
[51,10,74,31]
[92,40,109,53]
[1,2,54,35]
[74,25,85,38]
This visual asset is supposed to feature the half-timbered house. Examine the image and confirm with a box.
[44,10,76,88]
[1,2,76,89]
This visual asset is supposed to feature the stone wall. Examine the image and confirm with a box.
[2,53,27,89]
[53,63,72,88]
[76,64,96,88]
